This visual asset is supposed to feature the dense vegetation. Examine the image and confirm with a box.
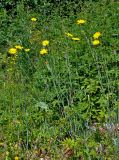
[0,0,119,159]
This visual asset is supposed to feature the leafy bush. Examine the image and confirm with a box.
[0,0,100,16]
[0,0,119,159]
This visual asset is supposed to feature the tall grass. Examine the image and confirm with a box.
[0,0,119,159]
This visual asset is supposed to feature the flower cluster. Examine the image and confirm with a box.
[65,19,102,47]
[40,40,49,55]
[92,32,101,46]
[8,45,30,67]
[65,32,80,41]
[8,45,30,55]
[8,17,102,62]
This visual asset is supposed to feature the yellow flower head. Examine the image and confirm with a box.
[42,40,49,46]
[93,32,101,39]
[65,32,73,37]
[31,17,37,22]
[24,48,30,52]
[77,19,86,25]
[72,37,80,41]
[15,45,23,50]
[8,48,17,55]
[40,48,48,55]
[92,40,100,46]
[14,156,19,160]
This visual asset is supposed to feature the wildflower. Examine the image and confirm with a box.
[42,40,49,46]
[24,48,30,52]
[40,48,48,55]
[72,37,80,41]
[77,19,86,25]
[14,156,19,160]
[31,17,37,22]
[92,40,100,46]
[93,32,101,39]
[8,48,17,55]
[15,45,23,50]
[65,32,73,37]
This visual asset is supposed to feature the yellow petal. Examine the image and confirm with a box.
[92,40,100,46]
[72,37,80,41]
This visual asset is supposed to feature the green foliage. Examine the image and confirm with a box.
[0,0,119,159]
[0,0,100,17]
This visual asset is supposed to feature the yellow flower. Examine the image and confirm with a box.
[77,19,86,25]
[65,32,73,37]
[8,48,17,55]
[40,48,48,55]
[93,32,101,39]
[24,48,30,52]
[42,40,49,46]
[72,37,80,41]
[92,40,100,46]
[15,45,23,50]
[14,156,19,160]
[31,17,37,22]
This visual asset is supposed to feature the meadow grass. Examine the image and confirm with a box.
[0,0,119,159]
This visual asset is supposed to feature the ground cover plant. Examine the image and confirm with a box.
[0,0,119,159]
